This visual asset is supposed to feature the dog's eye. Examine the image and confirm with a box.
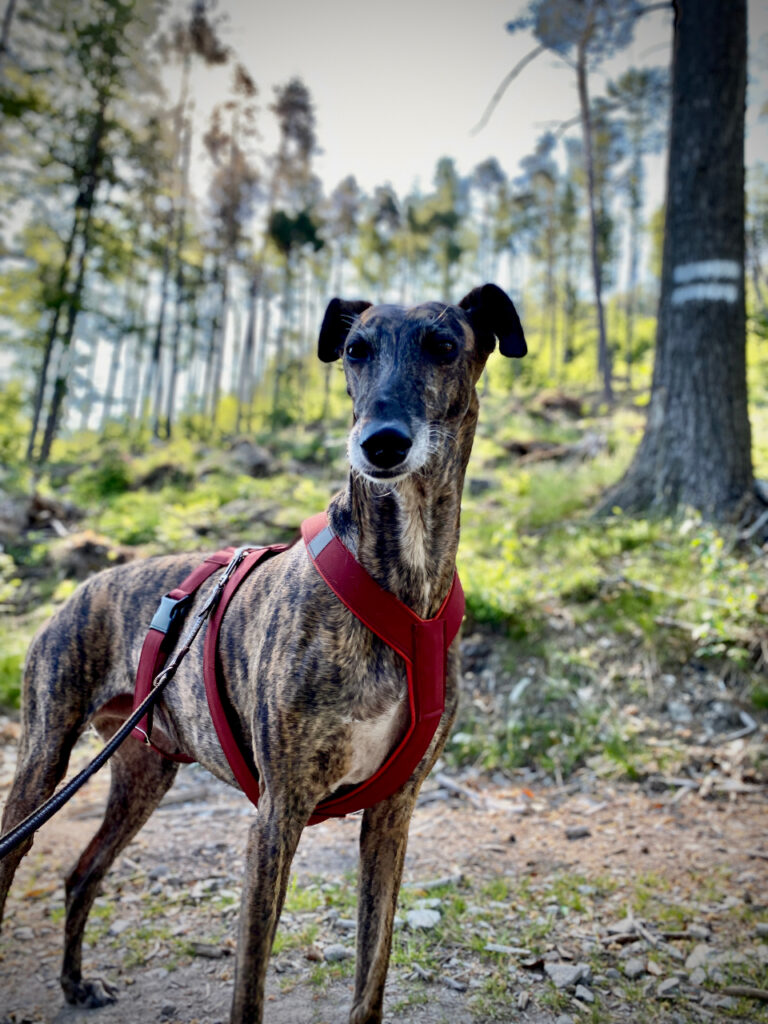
[423,334,459,363]
[345,338,371,362]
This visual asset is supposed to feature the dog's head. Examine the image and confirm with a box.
[317,284,526,483]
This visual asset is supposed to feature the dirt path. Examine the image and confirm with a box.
[1,732,767,1024]
[1,737,768,1024]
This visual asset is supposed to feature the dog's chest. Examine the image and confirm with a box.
[332,698,410,790]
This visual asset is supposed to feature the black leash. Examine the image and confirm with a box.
[0,546,253,861]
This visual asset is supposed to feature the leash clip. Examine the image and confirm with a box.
[219,546,255,584]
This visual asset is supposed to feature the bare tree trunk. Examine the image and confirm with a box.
[100,334,123,431]
[577,41,613,402]
[37,99,107,464]
[236,273,259,433]
[164,114,192,440]
[37,216,93,463]
[625,198,641,388]
[147,225,172,438]
[748,227,767,316]
[26,212,80,460]
[601,0,753,522]
[271,259,292,425]
[128,284,151,424]
[208,260,229,429]
[0,0,18,64]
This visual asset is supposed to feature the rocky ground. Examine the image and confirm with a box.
[0,721,767,1024]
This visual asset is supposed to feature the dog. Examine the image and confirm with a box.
[0,283,526,1024]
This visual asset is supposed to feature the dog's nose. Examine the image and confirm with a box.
[360,422,413,470]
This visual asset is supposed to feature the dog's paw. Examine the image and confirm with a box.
[62,976,118,1007]
[349,1004,382,1024]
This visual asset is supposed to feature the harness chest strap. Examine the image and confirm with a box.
[133,513,465,825]
[297,512,465,823]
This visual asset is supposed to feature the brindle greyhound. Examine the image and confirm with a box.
[0,283,525,1024]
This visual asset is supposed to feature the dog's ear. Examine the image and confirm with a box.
[459,284,527,358]
[318,298,372,363]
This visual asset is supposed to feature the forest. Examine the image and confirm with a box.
[0,1,767,1022]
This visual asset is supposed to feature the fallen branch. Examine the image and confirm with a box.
[722,985,768,1002]
[433,772,486,809]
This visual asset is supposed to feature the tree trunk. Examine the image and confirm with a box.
[37,219,92,463]
[0,0,18,64]
[26,210,81,460]
[208,259,229,429]
[600,0,753,522]
[147,229,172,438]
[625,193,640,388]
[37,99,107,464]
[271,259,292,425]
[129,283,151,425]
[100,334,123,431]
[236,273,259,433]
[576,41,613,402]
[164,111,193,440]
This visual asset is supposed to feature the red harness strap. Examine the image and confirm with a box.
[134,513,464,825]
[298,512,465,822]
[131,548,237,761]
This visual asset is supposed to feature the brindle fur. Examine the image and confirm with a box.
[0,284,525,1024]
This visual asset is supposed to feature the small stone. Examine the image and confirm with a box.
[159,1006,176,1020]
[686,923,711,940]
[414,897,442,910]
[554,1015,575,1024]
[702,993,736,1010]
[685,943,711,971]
[441,976,467,992]
[689,967,707,986]
[12,927,34,941]
[108,919,131,937]
[334,917,357,932]
[606,916,636,936]
[657,976,680,998]
[323,944,353,963]
[605,967,622,980]
[667,699,692,723]
[574,984,595,1003]
[624,957,646,980]
[646,960,663,977]
[565,825,591,841]
[756,923,768,939]
[406,908,441,930]
[544,963,590,989]
[517,991,530,1010]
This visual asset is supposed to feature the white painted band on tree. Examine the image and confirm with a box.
[673,260,740,283]
[671,283,738,305]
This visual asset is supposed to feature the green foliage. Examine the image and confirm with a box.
[68,443,134,503]
[0,383,30,490]
[0,633,25,707]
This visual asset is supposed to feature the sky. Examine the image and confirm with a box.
[179,0,768,208]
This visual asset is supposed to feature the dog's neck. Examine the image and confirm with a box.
[329,399,478,619]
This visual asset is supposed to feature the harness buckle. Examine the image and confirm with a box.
[150,593,192,634]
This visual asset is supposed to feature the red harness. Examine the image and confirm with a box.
[131,512,464,824]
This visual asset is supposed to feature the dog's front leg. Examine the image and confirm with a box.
[350,786,418,1024]
[229,793,307,1024]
